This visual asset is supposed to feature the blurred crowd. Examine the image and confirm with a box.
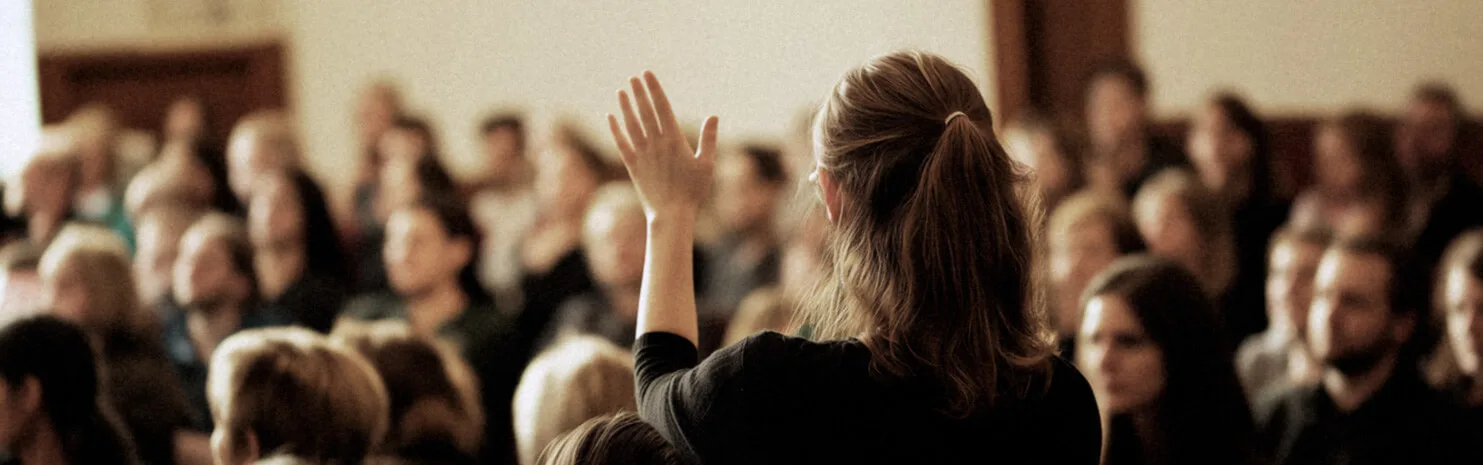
[0,57,1479,465]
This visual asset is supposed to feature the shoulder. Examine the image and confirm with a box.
[343,292,405,321]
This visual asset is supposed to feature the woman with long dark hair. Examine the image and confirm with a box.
[1077,256,1261,465]
[0,316,140,465]
[249,169,351,332]
[604,51,1101,465]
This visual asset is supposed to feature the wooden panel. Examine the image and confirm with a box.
[991,0,1031,121]
[991,0,1131,121]
[38,43,286,144]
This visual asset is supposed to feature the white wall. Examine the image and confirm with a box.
[1136,0,1483,118]
[286,0,994,198]
[2,0,40,178]
[33,0,282,52]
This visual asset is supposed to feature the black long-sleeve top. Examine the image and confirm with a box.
[634,331,1102,465]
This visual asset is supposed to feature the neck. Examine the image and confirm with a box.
[18,415,69,465]
[187,301,245,360]
[1322,351,1399,413]
[406,281,468,336]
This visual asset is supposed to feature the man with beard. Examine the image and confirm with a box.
[1255,236,1462,465]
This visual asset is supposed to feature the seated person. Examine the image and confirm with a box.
[536,412,680,465]
[512,336,635,465]
[543,183,647,350]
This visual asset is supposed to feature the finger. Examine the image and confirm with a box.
[618,90,646,146]
[643,71,679,134]
[629,76,663,138]
[697,116,719,163]
[607,114,636,166]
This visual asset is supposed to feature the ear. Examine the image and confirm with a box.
[817,169,843,224]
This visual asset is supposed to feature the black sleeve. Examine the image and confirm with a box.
[634,332,755,464]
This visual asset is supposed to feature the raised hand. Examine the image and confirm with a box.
[607,71,719,220]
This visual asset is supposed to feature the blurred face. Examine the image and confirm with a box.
[249,181,306,300]
[384,209,469,297]
[1086,76,1146,152]
[483,127,523,177]
[357,88,398,147]
[535,146,600,216]
[1313,125,1363,195]
[1050,219,1121,332]
[165,99,205,142]
[378,127,428,166]
[228,131,285,202]
[1078,295,1166,414]
[174,231,247,310]
[1443,268,1483,377]
[716,155,780,234]
[41,258,90,326]
[1135,195,1202,278]
[378,159,424,217]
[1308,250,1404,375]
[1006,129,1072,199]
[135,217,188,305]
[1397,99,1457,178]
[1187,103,1253,195]
[1266,239,1324,337]
[584,209,647,288]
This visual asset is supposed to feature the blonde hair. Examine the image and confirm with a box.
[331,321,485,457]
[39,224,149,336]
[230,110,302,169]
[208,327,389,464]
[723,287,798,347]
[1046,190,1145,254]
[512,336,636,465]
[1132,169,1236,296]
[536,412,679,465]
[809,50,1054,416]
[582,183,644,245]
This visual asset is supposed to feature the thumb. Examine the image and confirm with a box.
[696,115,719,162]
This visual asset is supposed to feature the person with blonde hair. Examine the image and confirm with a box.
[536,412,679,465]
[722,287,798,347]
[6,135,80,247]
[512,335,636,465]
[226,110,300,204]
[604,52,1099,464]
[207,327,389,465]
[1046,190,1146,350]
[540,183,647,351]
[332,321,483,465]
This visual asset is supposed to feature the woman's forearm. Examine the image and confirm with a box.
[636,211,701,345]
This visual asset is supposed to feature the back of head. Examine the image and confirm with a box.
[332,321,484,458]
[208,327,390,464]
[810,50,1054,417]
[513,336,636,465]
[39,223,147,337]
[0,315,138,464]
[1080,256,1255,461]
[536,412,679,465]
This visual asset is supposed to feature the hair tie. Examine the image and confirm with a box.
[944,111,968,125]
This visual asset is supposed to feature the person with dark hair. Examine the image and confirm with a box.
[1256,236,1462,465]
[1427,230,1483,408]
[343,195,521,465]
[132,205,207,313]
[1002,112,1086,211]
[700,143,787,335]
[472,112,539,308]
[606,53,1100,464]
[1047,190,1147,351]
[1397,84,1483,305]
[1236,225,1328,400]
[536,412,679,465]
[1290,111,1409,238]
[358,147,462,295]
[39,225,193,465]
[0,315,141,465]
[249,170,350,333]
[1077,256,1261,465]
[538,184,647,351]
[163,213,293,437]
[1083,60,1188,198]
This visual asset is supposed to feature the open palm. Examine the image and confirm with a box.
[606,72,719,219]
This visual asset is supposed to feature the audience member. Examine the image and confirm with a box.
[67,105,135,248]
[162,96,211,146]
[0,243,43,322]
[1002,112,1086,211]
[0,316,141,465]
[702,144,787,320]
[613,54,1101,464]
[1082,60,1187,197]
[1290,112,1408,238]
[1237,225,1328,400]
[133,205,207,313]
[1256,236,1461,465]
[353,81,407,212]
[1077,256,1261,465]
[206,327,388,465]
[164,213,293,433]
[1132,168,1248,342]
[124,140,222,218]
[722,287,798,347]
[343,195,520,464]
[39,225,194,465]
[333,321,483,465]
[535,412,679,465]
[1397,84,1483,293]
[1047,191,1147,351]
[225,111,300,205]
[356,151,460,295]
[542,183,646,350]
[512,336,635,465]
[248,170,349,332]
[470,113,539,308]
[1426,230,1483,410]
[6,136,80,248]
